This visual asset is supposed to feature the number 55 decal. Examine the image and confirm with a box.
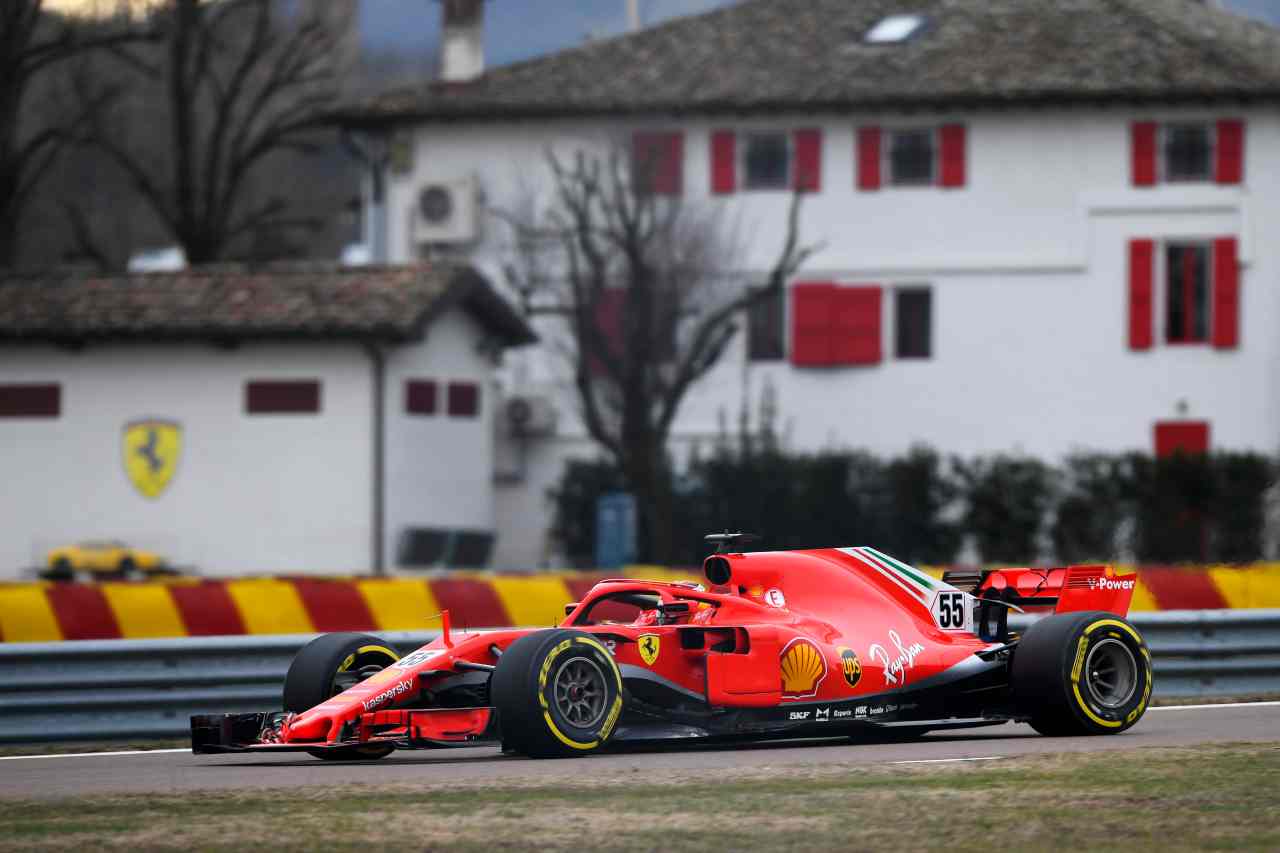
[931,591,973,632]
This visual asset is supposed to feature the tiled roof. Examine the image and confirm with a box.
[0,264,537,347]
[343,0,1280,123]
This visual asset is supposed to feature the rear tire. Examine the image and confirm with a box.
[1012,611,1152,736]
[491,629,624,758]
[283,632,401,761]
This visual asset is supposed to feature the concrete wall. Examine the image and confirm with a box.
[378,106,1280,567]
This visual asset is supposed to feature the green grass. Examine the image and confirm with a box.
[2,743,1278,851]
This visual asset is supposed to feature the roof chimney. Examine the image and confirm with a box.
[438,0,485,83]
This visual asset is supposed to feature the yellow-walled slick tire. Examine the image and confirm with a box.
[283,632,401,761]
[1012,611,1153,736]
[491,629,624,759]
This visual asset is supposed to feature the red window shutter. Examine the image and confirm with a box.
[793,128,821,192]
[938,124,966,188]
[1154,421,1209,458]
[1128,239,1154,350]
[1212,237,1239,349]
[632,131,683,195]
[1131,122,1157,187]
[666,132,684,195]
[790,283,837,366]
[711,130,736,194]
[588,289,625,375]
[1215,119,1244,185]
[856,126,881,191]
[832,286,883,365]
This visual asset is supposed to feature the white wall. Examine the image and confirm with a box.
[0,342,374,575]
[383,306,498,566]
[382,106,1280,566]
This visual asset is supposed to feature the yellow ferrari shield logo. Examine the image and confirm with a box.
[638,633,660,666]
[122,420,182,499]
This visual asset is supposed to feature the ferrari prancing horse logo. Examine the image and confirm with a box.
[122,419,182,499]
[638,633,660,666]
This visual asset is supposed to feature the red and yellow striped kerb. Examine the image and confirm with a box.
[1,564,1278,644]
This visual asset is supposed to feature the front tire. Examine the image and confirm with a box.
[491,629,624,758]
[283,632,401,760]
[1012,611,1152,736]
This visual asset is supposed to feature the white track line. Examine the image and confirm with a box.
[0,748,190,762]
[1150,701,1280,712]
[892,756,1003,765]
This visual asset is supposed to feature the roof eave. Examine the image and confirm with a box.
[333,88,1280,128]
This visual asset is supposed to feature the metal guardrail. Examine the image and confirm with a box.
[0,632,439,744]
[1,611,1277,744]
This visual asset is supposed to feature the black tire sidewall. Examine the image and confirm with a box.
[492,630,623,758]
[1013,611,1152,735]
[283,632,401,714]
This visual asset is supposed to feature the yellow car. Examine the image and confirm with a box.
[45,541,168,580]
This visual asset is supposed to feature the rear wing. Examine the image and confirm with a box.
[942,565,1137,618]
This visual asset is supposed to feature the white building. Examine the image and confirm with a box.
[333,0,1280,569]
[0,264,534,577]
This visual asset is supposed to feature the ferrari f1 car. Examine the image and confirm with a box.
[192,535,1152,759]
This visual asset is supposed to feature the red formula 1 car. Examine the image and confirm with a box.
[192,535,1152,759]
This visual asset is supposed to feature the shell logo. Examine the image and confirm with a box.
[780,638,827,698]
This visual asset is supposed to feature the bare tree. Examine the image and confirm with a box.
[504,146,818,562]
[0,1,139,268]
[80,0,352,264]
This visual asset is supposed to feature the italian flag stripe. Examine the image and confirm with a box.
[864,547,938,591]
[842,548,928,602]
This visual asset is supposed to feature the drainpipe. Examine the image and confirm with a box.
[366,343,387,575]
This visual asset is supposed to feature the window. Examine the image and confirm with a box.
[632,131,684,195]
[405,380,437,415]
[1132,119,1243,186]
[747,287,785,362]
[0,383,60,417]
[1130,237,1238,351]
[245,380,321,414]
[447,382,479,417]
[742,132,790,190]
[1165,243,1210,344]
[860,125,964,190]
[888,129,935,185]
[895,288,932,359]
[865,14,926,43]
[1163,124,1212,182]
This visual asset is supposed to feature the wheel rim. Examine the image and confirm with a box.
[552,655,608,728]
[1084,638,1138,709]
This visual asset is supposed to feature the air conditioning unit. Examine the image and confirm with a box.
[412,176,479,245]
[505,394,557,438]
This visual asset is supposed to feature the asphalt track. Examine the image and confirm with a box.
[2,703,1277,800]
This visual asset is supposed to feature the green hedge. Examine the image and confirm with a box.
[550,444,1275,567]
